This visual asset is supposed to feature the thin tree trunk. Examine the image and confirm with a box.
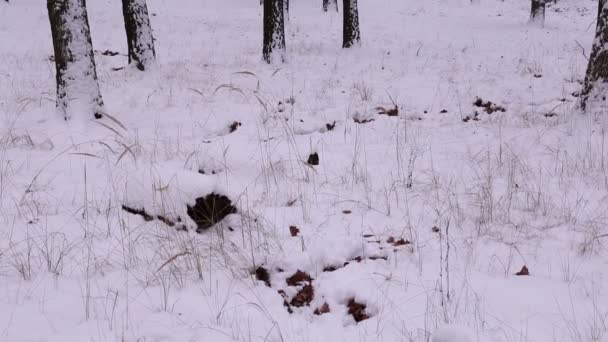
[48,0,104,121]
[581,0,608,111]
[122,0,156,71]
[323,0,338,12]
[530,0,546,26]
[263,0,286,63]
[343,0,360,48]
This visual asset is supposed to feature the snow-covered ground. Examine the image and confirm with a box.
[1,0,608,341]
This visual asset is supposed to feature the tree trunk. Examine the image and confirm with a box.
[530,0,546,26]
[263,0,286,63]
[581,0,608,112]
[47,0,104,121]
[323,0,338,12]
[122,0,156,71]
[343,0,360,48]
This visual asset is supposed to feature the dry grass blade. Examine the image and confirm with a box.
[156,251,192,273]
[271,68,282,77]
[96,110,127,131]
[93,120,124,138]
[253,94,269,113]
[213,84,246,97]
[188,88,205,97]
[69,152,100,159]
[233,71,258,78]
[115,143,137,165]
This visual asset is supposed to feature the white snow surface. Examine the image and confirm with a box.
[1,0,608,341]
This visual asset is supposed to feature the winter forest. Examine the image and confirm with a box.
[1,0,608,341]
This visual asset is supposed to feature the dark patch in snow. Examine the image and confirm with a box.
[354,117,375,124]
[314,302,330,315]
[290,283,314,307]
[376,105,399,116]
[473,97,506,114]
[229,121,242,133]
[289,225,300,236]
[186,193,237,233]
[516,265,530,276]
[286,270,313,286]
[347,298,369,322]
[122,205,154,221]
[307,152,319,166]
[255,266,271,287]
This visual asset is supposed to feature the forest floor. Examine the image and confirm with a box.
[1,0,608,341]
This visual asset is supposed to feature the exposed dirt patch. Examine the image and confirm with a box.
[255,266,271,287]
[375,105,399,117]
[325,122,336,131]
[307,152,319,166]
[314,302,330,315]
[229,121,242,133]
[347,298,370,322]
[290,283,314,307]
[387,236,411,247]
[473,97,506,114]
[186,193,237,233]
[462,112,480,122]
[286,270,313,286]
[289,225,300,237]
[354,117,375,124]
[516,265,530,276]
[122,205,154,221]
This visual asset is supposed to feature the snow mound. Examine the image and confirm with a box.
[120,162,236,231]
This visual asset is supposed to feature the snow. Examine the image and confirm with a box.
[1,0,608,341]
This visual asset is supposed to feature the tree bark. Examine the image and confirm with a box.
[343,0,360,48]
[122,0,156,71]
[581,0,608,112]
[323,0,338,12]
[47,0,104,121]
[530,0,546,26]
[263,0,286,63]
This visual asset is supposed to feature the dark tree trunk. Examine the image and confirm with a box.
[581,0,608,111]
[263,0,286,63]
[323,0,338,12]
[342,0,360,48]
[122,0,156,71]
[47,0,104,121]
[530,0,546,26]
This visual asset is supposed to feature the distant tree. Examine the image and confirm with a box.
[122,0,156,71]
[47,0,104,120]
[342,0,360,48]
[581,0,608,111]
[263,0,286,63]
[323,0,338,12]
[529,0,546,26]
